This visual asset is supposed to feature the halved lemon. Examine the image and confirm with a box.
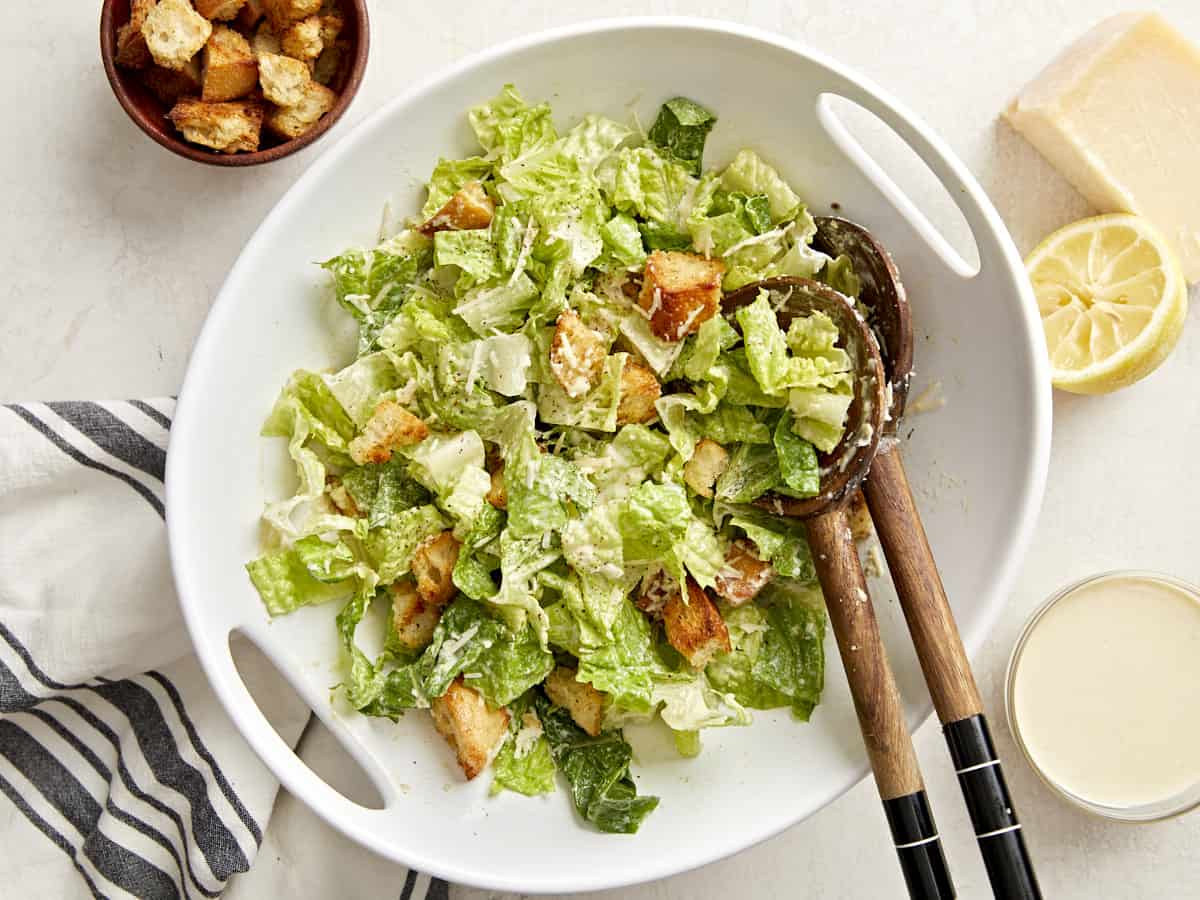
[1026,214,1187,394]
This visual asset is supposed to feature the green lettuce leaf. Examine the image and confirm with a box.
[719,149,802,223]
[421,156,493,218]
[362,505,448,583]
[724,506,817,582]
[714,442,780,503]
[773,411,820,497]
[246,536,358,616]
[491,693,558,796]
[647,97,717,176]
[535,693,659,833]
[321,247,431,354]
[706,584,826,718]
[469,85,557,163]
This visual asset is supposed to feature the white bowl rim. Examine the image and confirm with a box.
[167,15,1052,892]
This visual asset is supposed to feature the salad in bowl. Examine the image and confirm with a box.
[246,86,864,834]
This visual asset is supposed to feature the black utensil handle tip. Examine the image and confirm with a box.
[884,792,955,899]
[945,715,1043,900]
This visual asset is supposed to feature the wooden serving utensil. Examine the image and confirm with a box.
[723,277,954,900]
[814,217,1042,900]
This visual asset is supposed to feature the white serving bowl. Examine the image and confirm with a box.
[167,17,1051,893]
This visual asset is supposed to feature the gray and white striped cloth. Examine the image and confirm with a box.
[0,400,451,900]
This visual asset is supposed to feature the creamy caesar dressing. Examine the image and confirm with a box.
[1011,574,1200,809]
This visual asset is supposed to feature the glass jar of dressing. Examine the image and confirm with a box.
[1005,571,1200,821]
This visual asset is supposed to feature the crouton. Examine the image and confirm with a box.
[549,310,607,399]
[683,438,729,498]
[638,250,725,341]
[236,0,266,28]
[544,667,605,737]
[142,58,203,105]
[713,539,774,607]
[115,0,157,69]
[847,490,874,541]
[635,568,674,621]
[265,80,337,139]
[431,678,510,780]
[486,463,507,510]
[615,360,661,425]
[143,0,213,71]
[167,98,263,153]
[325,475,360,517]
[390,581,441,651]
[663,579,731,669]
[262,0,322,30]
[417,181,496,236]
[257,52,310,106]
[251,21,282,56]
[201,25,258,101]
[411,531,460,607]
[279,15,324,61]
[347,400,429,465]
[194,0,247,20]
[317,13,343,44]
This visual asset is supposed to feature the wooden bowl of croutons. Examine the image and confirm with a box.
[101,0,368,165]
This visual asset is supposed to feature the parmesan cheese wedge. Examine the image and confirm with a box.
[1006,13,1200,281]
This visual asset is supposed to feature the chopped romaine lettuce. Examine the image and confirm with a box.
[249,88,855,834]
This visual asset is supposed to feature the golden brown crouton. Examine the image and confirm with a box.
[265,80,337,139]
[143,0,213,71]
[544,667,605,737]
[347,400,429,465]
[167,98,263,153]
[142,59,203,105]
[663,579,731,669]
[486,464,507,510]
[615,360,661,425]
[279,15,324,61]
[236,0,266,28]
[317,13,343,44]
[257,52,310,106]
[251,21,282,56]
[683,438,729,498]
[390,581,441,651]
[115,0,157,69]
[417,182,496,236]
[431,679,510,780]
[638,250,725,341]
[262,0,322,30]
[846,490,874,541]
[201,25,258,101]
[194,0,247,20]
[713,540,774,607]
[411,531,461,607]
[550,310,607,399]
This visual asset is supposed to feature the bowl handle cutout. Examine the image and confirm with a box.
[212,626,405,822]
[816,91,987,280]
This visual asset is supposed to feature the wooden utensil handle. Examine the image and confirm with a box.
[862,442,981,722]
[864,442,1042,900]
[807,509,954,899]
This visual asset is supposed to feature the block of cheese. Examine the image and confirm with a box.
[1006,13,1200,281]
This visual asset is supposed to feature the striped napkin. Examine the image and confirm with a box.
[0,400,449,900]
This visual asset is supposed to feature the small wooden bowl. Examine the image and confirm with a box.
[100,0,369,166]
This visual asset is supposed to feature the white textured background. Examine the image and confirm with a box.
[3,2,1200,898]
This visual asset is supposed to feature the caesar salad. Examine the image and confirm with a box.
[247,86,863,834]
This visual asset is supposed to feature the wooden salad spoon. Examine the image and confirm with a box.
[723,277,954,900]
[813,217,1042,900]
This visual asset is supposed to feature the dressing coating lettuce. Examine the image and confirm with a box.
[248,86,855,835]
